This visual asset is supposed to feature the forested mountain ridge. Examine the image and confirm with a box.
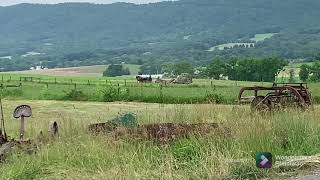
[1,0,320,71]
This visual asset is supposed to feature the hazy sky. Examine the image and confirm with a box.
[0,0,167,6]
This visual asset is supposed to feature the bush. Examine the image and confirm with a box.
[100,86,129,102]
[103,64,130,77]
[0,88,23,97]
[62,89,88,101]
[205,91,224,104]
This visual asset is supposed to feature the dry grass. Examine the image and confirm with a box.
[0,100,320,179]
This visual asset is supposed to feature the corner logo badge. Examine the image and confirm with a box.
[256,152,272,169]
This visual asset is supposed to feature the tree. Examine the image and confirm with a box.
[103,64,130,77]
[161,62,175,74]
[173,61,194,75]
[310,61,320,82]
[139,63,161,74]
[213,57,288,82]
[299,64,310,82]
[289,69,295,82]
[206,58,226,79]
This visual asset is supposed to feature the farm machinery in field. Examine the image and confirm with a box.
[238,83,312,112]
[155,73,193,85]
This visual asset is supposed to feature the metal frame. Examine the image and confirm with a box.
[238,83,312,112]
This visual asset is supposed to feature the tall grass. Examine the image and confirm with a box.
[0,100,319,179]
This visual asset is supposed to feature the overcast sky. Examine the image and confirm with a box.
[0,0,167,6]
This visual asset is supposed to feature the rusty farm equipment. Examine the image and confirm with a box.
[155,73,193,85]
[171,73,193,84]
[238,83,312,112]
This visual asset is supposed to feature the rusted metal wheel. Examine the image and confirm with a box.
[251,96,265,110]
[255,103,271,114]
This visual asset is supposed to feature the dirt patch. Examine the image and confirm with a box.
[8,65,107,77]
[89,122,231,143]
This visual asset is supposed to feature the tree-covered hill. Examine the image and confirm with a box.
[1,0,320,71]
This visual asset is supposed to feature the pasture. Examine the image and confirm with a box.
[0,100,320,179]
[250,33,277,42]
[0,73,319,105]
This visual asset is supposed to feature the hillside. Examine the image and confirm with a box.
[1,0,320,71]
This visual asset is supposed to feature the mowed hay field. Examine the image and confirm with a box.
[1,100,320,179]
[6,64,141,77]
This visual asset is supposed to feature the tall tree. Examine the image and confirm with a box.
[310,61,320,82]
[299,64,310,82]
[103,64,130,77]
[206,58,227,79]
[289,69,295,82]
[173,61,194,75]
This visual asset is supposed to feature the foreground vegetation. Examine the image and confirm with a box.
[0,100,319,179]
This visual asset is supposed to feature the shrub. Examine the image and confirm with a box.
[62,89,88,101]
[205,91,224,104]
[103,64,130,77]
[0,88,23,97]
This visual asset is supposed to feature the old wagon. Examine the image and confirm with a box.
[238,83,312,112]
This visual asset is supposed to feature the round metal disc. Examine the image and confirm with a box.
[13,105,32,118]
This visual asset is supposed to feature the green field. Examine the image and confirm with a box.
[250,33,277,42]
[0,73,319,104]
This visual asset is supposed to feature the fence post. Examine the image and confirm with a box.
[74,83,77,90]
[160,84,163,103]
[140,83,143,97]
[117,83,120,95]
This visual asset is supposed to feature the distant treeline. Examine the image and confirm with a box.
[138,57,288,82]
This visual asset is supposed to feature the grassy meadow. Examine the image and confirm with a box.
[0,100,319,179]
[0,73,320,105]
[0,72,320,179]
